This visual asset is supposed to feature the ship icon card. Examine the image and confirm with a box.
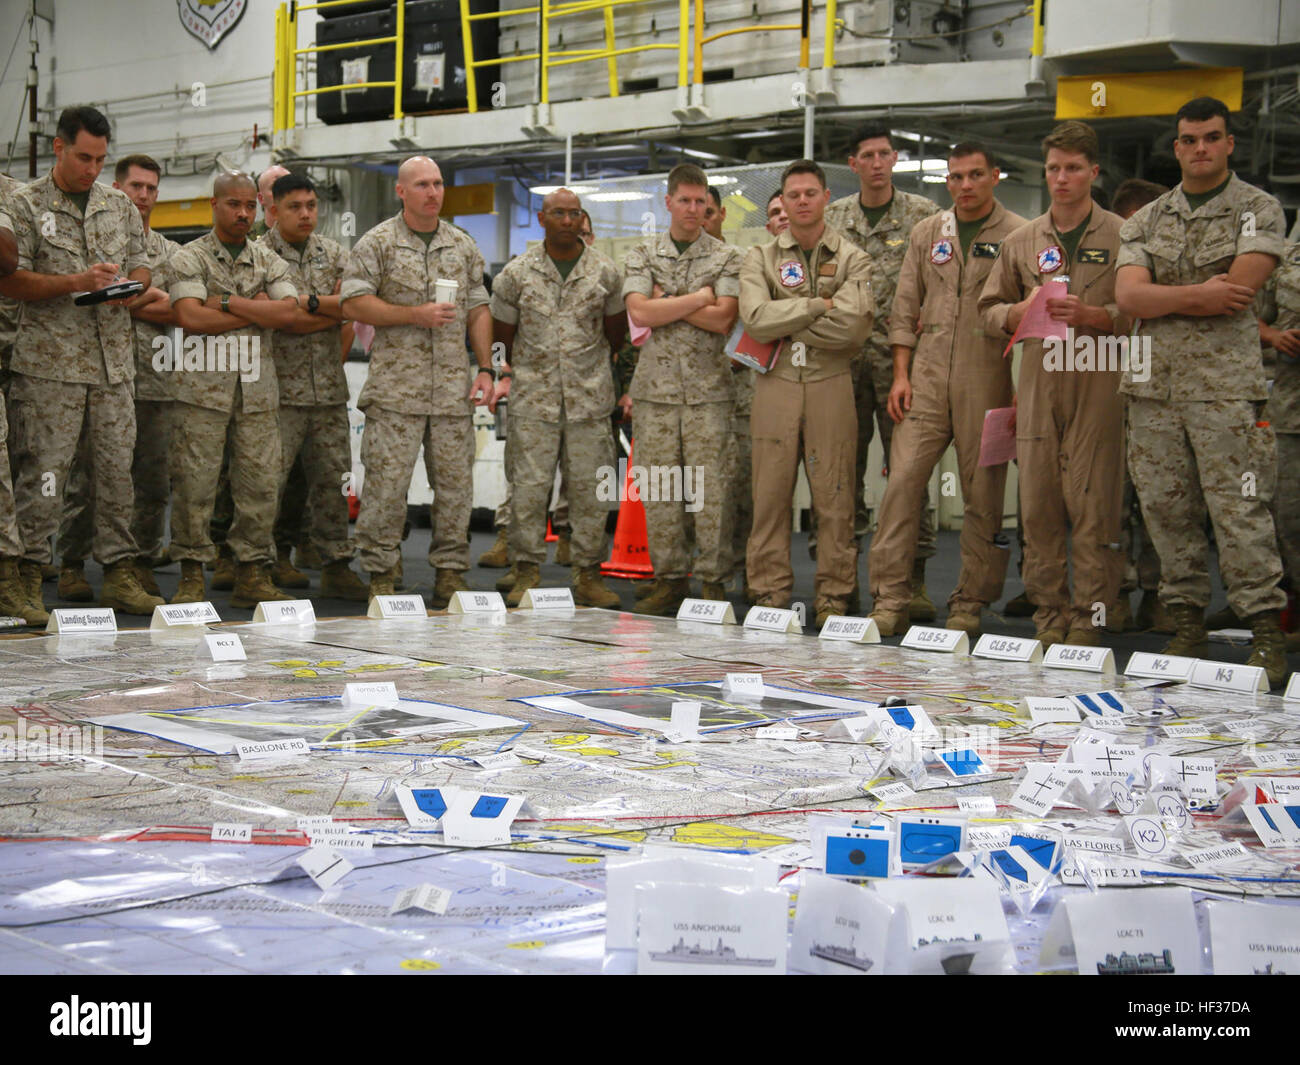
[636,881,788,975]
[790,873,904,975]
[1042,885,1201,975]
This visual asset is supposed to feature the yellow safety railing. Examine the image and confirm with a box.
[275,0,405,131]
[692,0,837,83]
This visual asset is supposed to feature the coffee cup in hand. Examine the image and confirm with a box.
[434,279,459,304]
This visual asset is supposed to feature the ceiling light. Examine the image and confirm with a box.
[528,184,598,195]
[587,190,653,202]
[706,174,738,186]
[921,174,948,183]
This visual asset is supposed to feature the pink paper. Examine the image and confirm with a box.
[628,312,651,347]
[353,321,376,354]
[1003,278,1069,355]
[979,406,1017,467]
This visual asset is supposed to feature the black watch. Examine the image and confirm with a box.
[307,293,320,314]
[221,293,230,314]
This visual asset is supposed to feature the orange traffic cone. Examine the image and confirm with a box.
[545,518,558,543]
[601,442,654,579]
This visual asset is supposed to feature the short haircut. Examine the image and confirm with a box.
[767,191,783,210]
[579,209,592,226]
[56,106,112,145]
[272,173,316,201]
[1175,96,1233,134]
[1110,178,1168,218]
[667,163,709,196]
[114,154,161,183]
[949,142,997,170]
[780,159,827,191]
[707,185,722,208]
[847,123,893,154]
[1041,120,1099,164]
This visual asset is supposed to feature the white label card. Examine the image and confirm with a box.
[957,795,997,815]
[395,785,457,827]
[675,598,736,624]
[390,883,453,916]
[870,781,916,804]
[343,681,399,708]
[448,590,506,614]
[873,877,1008,951]
[1242,804,1300,848]
[46,608,117,634]
[1185,842,1250,869]
[471,751,522,771]
[201,634,246,661]
[211,822,252,843]
[818,615,881,643]
[1124,651,1196,683]
[900,626,969,655]
[252,599,315,625]
[973,634,1042,663]
[1285,673,1300,702]
[151,602,221,628]
[1123,814,1172,857]
[1208,901,1300,974]
[722,673,765,701]
[1189,659,1268,694]
[743,605,801,633]
[665,700,701,742]
[441,790,525,846]
[296,846,353,891]
[1022,698,1081,725]
[235,737,311,762]
[839,715,878,742]
[519,587,575,610]
[755,725,799,742]
[1160,723,1212,738]
[367,594,427,620]
[1011,764,1071,816]
[1042,644,1116,674]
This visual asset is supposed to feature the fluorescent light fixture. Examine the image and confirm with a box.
[587,190,653,202]
[706,174,738,186]
[921,174,948,183]
[893,158,948,173]
[528,184,598,195]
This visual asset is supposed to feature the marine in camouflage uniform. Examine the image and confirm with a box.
[1259,242,1300,607]
[489,190,626,607]
[167,172,302,608]
[824,177,938,608]
[621,171,744,615]
[340,156,493,609]
[1116,97,1288,684]
[5,128,161,619]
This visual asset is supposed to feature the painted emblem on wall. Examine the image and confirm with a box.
[178,0,248,50]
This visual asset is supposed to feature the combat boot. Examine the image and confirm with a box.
[908,559,936,622]
[815,597,847,629]
[272,545,310,589]
[495,564,518,593]
[101,560,165,615]
[637,577,690,617]
[58,560,94,602]
[171,561,206,604]
[1205,605,1240,630]
[945,608,981,635]
[1161,603,1207,659]
[0,557,46,626]
[367,565,399,599]
[231,562,294,609]
[700,580,727,601]
[573,565,620,608]
[320,559,368,602]
[505,561,541,608]
[429,568,469,610]
[135,556,162,597]
[869,606,908,637]
[846,578,861,617]
[1035,627,1066,647]
[295,541,323,571]
[211,545,236,591]
[1106,596,1133,633]
[41,563,57,581]
[1003,592,1034,617]
[1246,611,1289,690]
[477,528,510,568]
[1148,595,1176,634]
[18,559,49,626]
[553,533,571,566]
[394,557,404,590]
[1065,625,1102,646]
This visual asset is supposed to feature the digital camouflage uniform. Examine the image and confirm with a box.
[60,225,180,562]
[824,188,938,549]
[621,231,743,583]
[261,226,355,564]
[739,226,873,609]
[8,175,147,566]
[0,177,24,558]
[491,243,622,567]
[1118,174,1286,617]
[1258,241,1300,590]
[868,202,1026,618]
[979,208,1129,637]
[341,213,489,575]
[0,172,23,387]
[167,231,297,564]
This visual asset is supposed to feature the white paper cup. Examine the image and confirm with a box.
[434,278,459,303]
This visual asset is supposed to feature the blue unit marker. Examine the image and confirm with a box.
[887,706,917,730]
[470,794,509,819]
[825,832,891,878]
[412,788,449,819]
[1008,833,1060,872]
[940,748,987,776]
[897,817,964,867]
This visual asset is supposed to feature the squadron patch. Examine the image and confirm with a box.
[1038,245,1064,273]
[930,239,954,265]
[778,260,806,287]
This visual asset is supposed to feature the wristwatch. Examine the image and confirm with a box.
[307,294,320,314]
[221,293,230,314]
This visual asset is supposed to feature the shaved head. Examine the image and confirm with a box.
[396,155,445,230]
[258,164,290,204]
[397,155,439,186]
[541,188,581,213]
[214,171,256,198]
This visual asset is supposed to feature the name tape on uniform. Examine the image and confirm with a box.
[46,608,117,634]
[200,633,246,661]
[973,633,1043,663]
[152,602,221,628]
[1124,651,1196,683]
[817,615,881,643]
[1041,643,1115,674]
[900,626,969,655]
[518,587,575,610]
[448,590,507,614]
[252,599,316,625]
[675,598,736,624]
[743,606,802,633]
[1188,659,1268,695]
[367,594,427,620]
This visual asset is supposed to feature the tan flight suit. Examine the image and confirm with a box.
[868,202,1026,616]
[738,227,873,610]
[980,209,1128,637]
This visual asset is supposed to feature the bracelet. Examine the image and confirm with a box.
[498,371,512,379]
[476,368,493,375]
[221,293,230,314]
